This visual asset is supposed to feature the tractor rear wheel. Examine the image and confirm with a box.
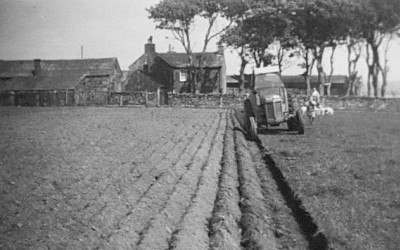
[287,118,295,131]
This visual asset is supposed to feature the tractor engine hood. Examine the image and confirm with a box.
[262,95,282,103]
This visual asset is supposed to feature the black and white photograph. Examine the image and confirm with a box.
[1,0,399,249]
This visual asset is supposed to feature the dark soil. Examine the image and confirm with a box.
[257,110,400,250]
[1,106,324,249]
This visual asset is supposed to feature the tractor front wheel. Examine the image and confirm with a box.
[244,99,257,140]
[248,116,257,141]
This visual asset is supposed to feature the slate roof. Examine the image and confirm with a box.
[0,75,84,92]
[0,58,121,91]
[226,75,239,83]
[226,74,348,90]
[281,75,347,84]
[157,52,223,68]
[0,61,35,77]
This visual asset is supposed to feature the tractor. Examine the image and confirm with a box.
[243,73,304,140]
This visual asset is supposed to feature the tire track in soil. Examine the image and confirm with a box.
[254,141,330,250]
[233,109,330,250]
[208,109,242,250]
[165,111,227,250]
[246,137,309,249]
[99,111,224,249]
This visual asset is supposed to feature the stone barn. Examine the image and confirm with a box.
[281,75,348,96]
[226,74,348,96]
[0,58,122,106]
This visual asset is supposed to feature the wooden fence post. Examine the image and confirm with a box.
[65,89,68,106]
[9,91,15,106]
[35,91,40,106]
[53,90,57,106]
[157,87,160,107]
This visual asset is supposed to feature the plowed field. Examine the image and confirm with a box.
[0,107,314,250]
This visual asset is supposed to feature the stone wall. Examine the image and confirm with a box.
[166,94,400,112]
[110,92,159,106]
[23,90,395,112]
[167,93,244,108]
[297,95,400,112]
[0,91,75,106]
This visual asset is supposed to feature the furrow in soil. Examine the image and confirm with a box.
[231,111,279,250]
[66,118,203,249]
[167,110,227,250]
[208,109,242,250]
[101,111,223,249]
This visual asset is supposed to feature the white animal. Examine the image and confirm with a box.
[324,107,334,115]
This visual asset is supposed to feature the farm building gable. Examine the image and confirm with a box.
[124,70,159,92]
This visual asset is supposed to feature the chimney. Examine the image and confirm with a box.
[145,42,155,55]
[144,36,156,69]
[33,59,41,76]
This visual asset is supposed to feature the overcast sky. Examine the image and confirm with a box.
[1,0,400,95]
[0,0,232,70]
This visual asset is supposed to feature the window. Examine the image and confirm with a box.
[179,71,187,82]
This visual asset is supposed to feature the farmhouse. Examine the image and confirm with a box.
[126,38,227,95]
[0,58,122,106]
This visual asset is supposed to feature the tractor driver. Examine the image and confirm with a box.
[307,88,320,124]
[310,87,320,106]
